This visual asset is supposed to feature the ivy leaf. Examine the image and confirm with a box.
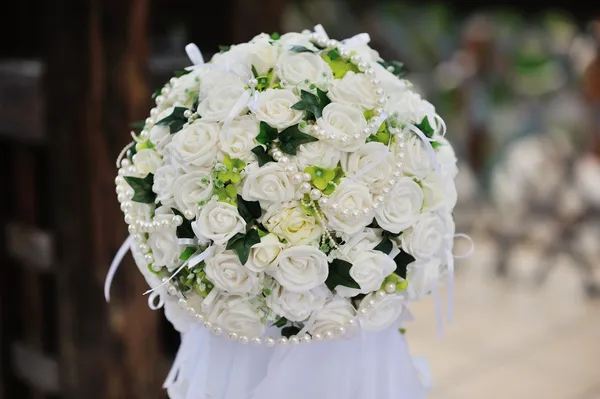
[327,48,341,61]
[393,250,415,279]
[273,317,288,328]
[316,88,331,111]
[289,45,316,53]
[172,208,195,238]
[251,65,259,78]
[179,247,196,261]
[373,237,393,255]
[251,146,275,166]
[282,326,301,338]
[174,69,192,77]
[256,121,278,145]
[326,259,360,292]
[226,229,261,265]
[383,230,401,238]
[124,174,156,204]
[155,106,188,134]
[279,125,318,155]
[237,195,262,224]
[218,45,230,53]
[416,116,434,138]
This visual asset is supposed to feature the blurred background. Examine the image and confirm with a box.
[1,1,599,398]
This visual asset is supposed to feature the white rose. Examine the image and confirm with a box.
[132,148,161,175]
[338,228,382,259]
[266,283,328,322]
[308,297,356,336]
[218,115,259,163]
[372,62,409,97]
[375,177,423,234]
[278,32,317,52]
[241,162,296,203]
[206,295,265,337]
[336,250,396,297]
[341,142,394,193]
[172,171,213,214]
[317,103,367,152]
[295,141,341,169]
[387,90,436,126]
[246,38,279,75]
[322,178,373,235]
[147,208,179,270]
[406,258,442,300]
[252,89,304,130]
[328,71,378,110]
[400,133,435,178]
[262,201,322,245]
[359,293,406,332]
[152,164,180,204]
[198,84,247,122]
[205,250,260,294]
[276,52,333,89]
[192,201,246,245]
[401,212,447,260]
[165,71,200,108]
[149,107,174,149]
[166,121,219,171]
[435,137,459,179]
[420,172,457,213]
[198,69,246,101]
[246,233,284,273]
[272,246,329,292]
[127,202,153,223]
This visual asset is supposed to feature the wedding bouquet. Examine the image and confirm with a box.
[108,25,463,399]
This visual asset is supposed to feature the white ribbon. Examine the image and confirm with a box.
[342,33,371,49]
[221,89,258,135]
[143,246,216,296]
[148,291,165,310]
[184,43,204,69]
[104,235,134,302]
[202,286,221,308]
[349,147,391,181]
[177,238,198,246]
[405,123,441,173]
[433,113,447,138]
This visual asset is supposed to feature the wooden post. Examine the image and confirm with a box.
[44,1,167,398]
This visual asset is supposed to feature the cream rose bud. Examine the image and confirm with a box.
[197,84,247,122]
[420,172,457,212]
[205,250,260,294]
[192,201,246,245]
[322,178,373,235]
[295,141,341,170]
[132,148,161,175]
[272,246,329,292]
[308,297,356,336]
[338,228,382,259]
[387,90,436,127]
[328,71,378,110]
[401,212,447,260]
[359,293,406,332]
[317,103,367,152]
[276,52,333,89]
[400,133,435,178]
[166,121,219,171]
[406,258,442,300]
[341,142,395,193]
[152,164,180,204]
[375,177,423,234]
[262,201,322,245]
[241,162,296,204]
[246,233,284,273]
[266,284,328,322]
[172,171,213,214]
[206,295,265,337]
[336,250,396,297]
[252,89,304,130]
[218,115,259,163]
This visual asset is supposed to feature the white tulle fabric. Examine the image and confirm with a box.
[164,325,428,399]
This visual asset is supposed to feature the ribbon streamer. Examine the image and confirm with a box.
[104,235,134,302]
[405,123,441,173]
[185,43,205,68]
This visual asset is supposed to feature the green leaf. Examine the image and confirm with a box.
[327,48,341,61]
[378,60,405,77]
[431,140,441,149]
[416,116,434,138]
[281,326,301,338]
[179,246,197,261]
[192,93,200,111]
[289,45,315,53]
[226,229,261,265]
[237,195,262,224]
[174,69,192,77]
[393,250,415,279]
[172,208,195,238]
[278,125,318,155]
[251,65,259,78]
[321,52,360,79]
[251,145,275,166]
[273,317,288,328]
[316,88,331,113]
[256,121,278,145]
[151,88,161,100]
[155,106,188,134]
[291,90,319,119]
[218,45,230,53]
[326,259,360,292]
[373,237,393,255]
[270,32,280,40]
[124,174,156,204]
[383,230,401,238]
